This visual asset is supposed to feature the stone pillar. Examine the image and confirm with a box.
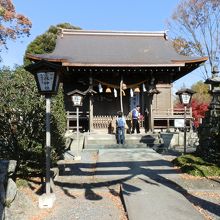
[0,160,17,218]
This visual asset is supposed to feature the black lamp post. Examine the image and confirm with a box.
[26,60,61,208]
[176,88,195,154]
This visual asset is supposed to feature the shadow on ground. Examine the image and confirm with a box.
[53,153,220,217]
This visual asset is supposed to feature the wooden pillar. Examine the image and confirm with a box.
[89,96,93,132]
[89,77,94,132]
[143,92,149,133]
[149,96,154,132]
[120,79,123,113]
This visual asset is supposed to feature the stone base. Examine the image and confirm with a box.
[39,193,56,209]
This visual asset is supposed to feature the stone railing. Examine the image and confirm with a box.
[0,160,17,220]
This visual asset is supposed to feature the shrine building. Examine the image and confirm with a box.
[26,29,208,132]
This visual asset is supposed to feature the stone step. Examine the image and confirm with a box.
[64,132,165,153]
[85,133,163,148]
[85,143,149,150]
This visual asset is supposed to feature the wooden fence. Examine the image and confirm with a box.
[67,108,191,131]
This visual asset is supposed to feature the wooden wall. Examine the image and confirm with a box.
[152,84,173,115]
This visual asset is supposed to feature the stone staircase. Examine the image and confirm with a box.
[63,131,165,160]
[84,132,164,150]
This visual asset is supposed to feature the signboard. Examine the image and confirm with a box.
[174,119,184,128]
[37,72,55,92]
[71,95,83,106]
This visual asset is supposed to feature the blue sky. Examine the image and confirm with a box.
[1,0,205,90]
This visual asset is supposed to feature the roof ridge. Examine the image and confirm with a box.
[58,28,168,38]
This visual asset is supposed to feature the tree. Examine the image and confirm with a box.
[0,67,43,174]
[0,0,31,52]
[0,23,82,177]
[190,81,210,127]
[174,99,209,128]
[191,80,211,103]
[168,0,220,78]
[24,23,80,65]
[0,66,65,176]
[191,99,209,127]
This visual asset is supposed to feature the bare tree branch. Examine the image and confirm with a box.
[168,0,220,78]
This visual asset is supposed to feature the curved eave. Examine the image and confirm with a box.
[26,53,208,68]
[171,56,208,64]
[26,53,68,63]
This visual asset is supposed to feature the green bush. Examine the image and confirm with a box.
[0,66,66,177]
[173,153,220,177]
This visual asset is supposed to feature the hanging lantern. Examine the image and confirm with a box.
[114,88,117,97]
[134,87,140,93]
[130,88,134,97]
[142,83,147,92]
[98,83,103,93]
[105,87,111,93]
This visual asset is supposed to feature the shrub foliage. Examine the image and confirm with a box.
[0,66,66,176]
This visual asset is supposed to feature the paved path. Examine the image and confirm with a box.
[94,149,204,220]
[53,148,220,220]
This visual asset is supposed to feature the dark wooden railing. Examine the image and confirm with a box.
[67,107,192,131]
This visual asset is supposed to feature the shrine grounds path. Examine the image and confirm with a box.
[18,148,220,220]
[37,148,220,220]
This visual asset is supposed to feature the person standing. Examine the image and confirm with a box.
[116,111,126,144]
[131,105,140,134]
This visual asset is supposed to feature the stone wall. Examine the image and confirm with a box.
[0,160,17,220]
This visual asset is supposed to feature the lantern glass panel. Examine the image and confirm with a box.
[181,93,191,105]
[72,95,83,106]
[37,72,55,92]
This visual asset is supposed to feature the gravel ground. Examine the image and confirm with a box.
[14,182,128,220]
[40,186,127,220]
[187,191,220,220]
[12,176,219,220]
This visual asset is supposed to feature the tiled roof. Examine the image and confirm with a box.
[26,29,207,67]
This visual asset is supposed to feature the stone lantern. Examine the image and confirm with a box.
[197,66,220,164]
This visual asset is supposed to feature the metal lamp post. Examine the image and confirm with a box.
[176,88,195,154]
[25,60,60,208]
